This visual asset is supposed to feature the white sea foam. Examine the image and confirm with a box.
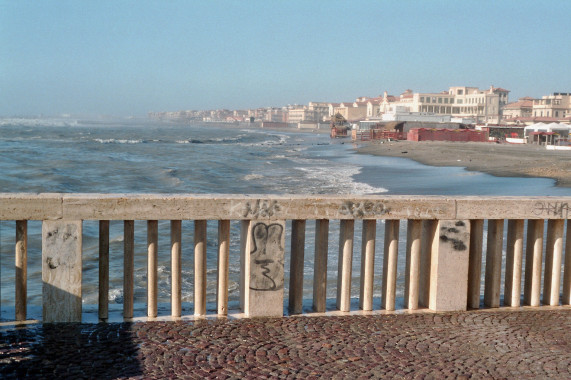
[297,165,388,194]
[94,138,142,144]
[244,174,264,181]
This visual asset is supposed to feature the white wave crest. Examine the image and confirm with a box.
[94,138,142,144]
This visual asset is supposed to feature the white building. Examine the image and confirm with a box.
[380,86,509,124]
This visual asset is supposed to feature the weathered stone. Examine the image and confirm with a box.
[429,220,470,311]
[42,220,82,323]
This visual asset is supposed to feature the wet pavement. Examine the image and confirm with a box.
[1,308,569,379]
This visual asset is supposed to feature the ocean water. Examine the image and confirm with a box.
[1,119,569,315]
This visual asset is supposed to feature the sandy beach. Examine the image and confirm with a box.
[356,141,571,188]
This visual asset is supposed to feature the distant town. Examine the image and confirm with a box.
[149,86,571,147]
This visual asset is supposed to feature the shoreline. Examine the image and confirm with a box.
[355,141,571,188]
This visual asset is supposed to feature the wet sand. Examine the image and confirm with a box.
[356,141,571,187]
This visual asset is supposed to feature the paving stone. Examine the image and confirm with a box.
[0,309,569,378]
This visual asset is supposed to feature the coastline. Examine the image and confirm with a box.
[356,141,571,188]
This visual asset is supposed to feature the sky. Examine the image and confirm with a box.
[1,0,570,118]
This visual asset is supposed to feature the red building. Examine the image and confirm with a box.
[407,128,488,142]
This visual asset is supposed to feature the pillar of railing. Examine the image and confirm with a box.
[98,220,109,321]
[217,220,230,315]
[15,220,27,321]
[313,219,329,313]
[543,219,564,306]
[504,219,524,307]
[123,220,135,319]
[524,219,544,307]
[359,220,376,311]
[147,220,158,318]
[171,220,182,318]
[484,219,504,308]
[467,219,484,309]
[289,220,306,314]
[564,219,571,305]
[405,219,421,310]
[194,220,207,316]
[382,220,399,311]
[336,220,354,312]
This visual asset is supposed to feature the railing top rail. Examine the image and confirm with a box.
[1,193,571,221]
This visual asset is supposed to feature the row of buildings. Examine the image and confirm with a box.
[148,87,571,127]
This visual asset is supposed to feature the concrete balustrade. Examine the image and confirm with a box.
[1,194,570,323]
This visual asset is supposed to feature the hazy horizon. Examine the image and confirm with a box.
[2,0,570,118]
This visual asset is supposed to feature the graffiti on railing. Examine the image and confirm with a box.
[532,202,570,218]
[250,222,284,291]
[339,201,390,218]
[231,199,282,218]
[439,221,468,251]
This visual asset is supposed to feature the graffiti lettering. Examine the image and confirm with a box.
[339,201,390,218]
[242,200,281,218]
[532,202,570,218]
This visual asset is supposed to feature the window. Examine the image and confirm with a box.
[444,98,449,104]
[432,97,436,103]
[457,99,463,104]
[438,98,442,104]
[420,96,425,102]
[457,89,463,95]
[449,98,454,104]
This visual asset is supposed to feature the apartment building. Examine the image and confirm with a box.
[381,86,509,124]
[502,97,534,119]
[532,93,571,119]
[308,102,330,122]
[287,107,317,123]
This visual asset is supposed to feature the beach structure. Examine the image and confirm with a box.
[1,193,570,323]
[524,122,571,145]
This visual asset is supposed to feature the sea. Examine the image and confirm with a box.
[1,118,569,318]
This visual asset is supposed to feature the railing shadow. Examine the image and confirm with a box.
[0,322,142,378]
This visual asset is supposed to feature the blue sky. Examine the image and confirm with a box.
[1,0,570,117]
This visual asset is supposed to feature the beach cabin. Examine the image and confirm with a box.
[524,122,570,146]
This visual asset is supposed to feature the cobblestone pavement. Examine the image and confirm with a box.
[1,309,569,379]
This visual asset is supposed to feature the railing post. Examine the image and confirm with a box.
[543,219,564,306]
[419,220,437,308]
[171,220,182,317]
[563,219,571,305]
[313,219,329,313]
[217,220,230,315]
[524,219,544,306]
[382,220,399,311]
[98,220,109,321]
[467,219,484,309]
[42,220,82,323]
[288,219,306,315]
[337,220,354,312]
[484,219,504,308]
[240,220,285,317]
[194,220,207,316]
[359,220,376,311]
[123,220,134,319]
[147,220,158,318]
[405,220,421,310]
[15,220,27,321]
[504,219,524,307]
[429,220,470,312]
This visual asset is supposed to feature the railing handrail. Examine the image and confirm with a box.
[2,193,571,220]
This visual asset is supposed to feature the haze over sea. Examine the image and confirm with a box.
[1,120,570,317]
